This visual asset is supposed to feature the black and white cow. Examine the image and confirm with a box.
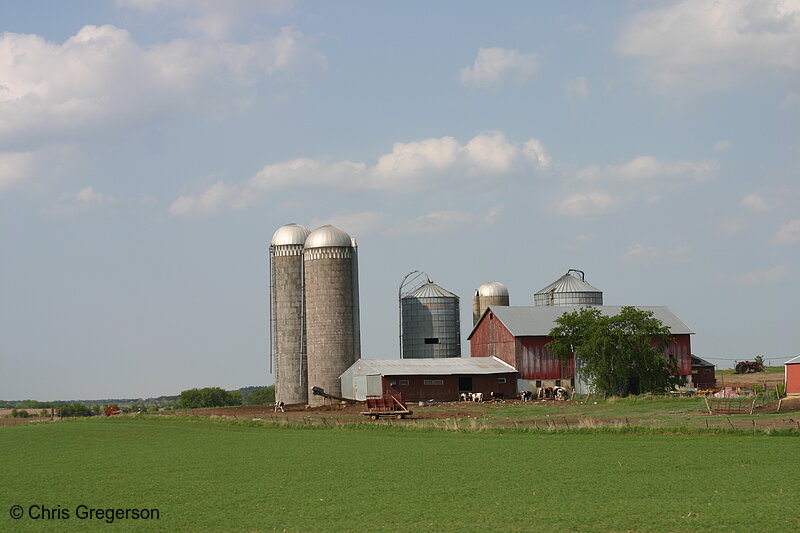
[520,390,533,402]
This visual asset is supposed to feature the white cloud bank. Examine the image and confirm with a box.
[459,48,539,88]
[618,0,800,87]
[574,155,716,183]
[771,219,800,244]
[720,265,790,285]
[0,24,325,147]
[556,191,616,217]
[170,132,550,216]
[623,244,691,265]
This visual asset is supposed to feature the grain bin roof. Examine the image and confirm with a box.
[270,223,311,246]
[468,305,694,339]
[341,356,516,377]
[305,224,352,248]
[407,282,458,299]
[535,271,601,295]
[477,281,509,297]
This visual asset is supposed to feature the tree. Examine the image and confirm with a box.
[176,387,242,409]
[245,386,275,405]
[548,306,682,396]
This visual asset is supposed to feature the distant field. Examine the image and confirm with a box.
[2,417,799,532]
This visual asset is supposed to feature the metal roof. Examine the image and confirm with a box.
[691,355,715,367]
[270,223,310,246]
[468,305,694,339]
[785,355,800,365]
[535,271,601,296]
[477,281,509,297]
[406,281,458,299]
[305,224,352,248]
[341,357,517,377]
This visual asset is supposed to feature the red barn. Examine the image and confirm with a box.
[785,356,800,395]
[468,306,693,393]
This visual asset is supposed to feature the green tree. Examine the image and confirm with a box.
[245,386,275,405]
[548,306,682,396]
[177,387,242,408]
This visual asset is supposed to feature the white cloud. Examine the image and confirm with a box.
[741,193,770,212]
[116,0,294,39]
[0,152,34,192]
[563,76,589,103]
[575,156,717,183]
[49,186,116,214]
[459,47,539,88]
[401,205,504,234]
[771,219,800,244]
[623,244,691,265]
[713,140,732,152]
[720,265,790,285]
[0,25,325,148]
[556,191,616,216]
[170,132,549,216]
[617,0,800,87]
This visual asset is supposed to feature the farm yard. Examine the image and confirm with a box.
[2,397,800,532]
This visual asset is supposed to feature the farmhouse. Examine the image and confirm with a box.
[340,357,517,402]
[468,305,693,393]
[785,356,800,395]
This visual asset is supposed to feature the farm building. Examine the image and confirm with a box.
[340,357,517,402]
[691,355,716,389]
[785,356,800,395]
[468,306,694,393]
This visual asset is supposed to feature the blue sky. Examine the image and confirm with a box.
[1,1,798,400]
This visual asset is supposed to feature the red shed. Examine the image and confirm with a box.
[340,357,518,402]
[785,356,800,395]
[468,305,693,393]
[690,355,716,389]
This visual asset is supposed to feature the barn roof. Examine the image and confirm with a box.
[468,305,694,339]
[785,355,800,365]
[341,356,517,377]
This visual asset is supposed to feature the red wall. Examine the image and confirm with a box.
[787,364,800,394]
[469,311,516,368]
[516,337,573,380]
[382,373,517,402]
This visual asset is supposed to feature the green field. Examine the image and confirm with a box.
[2,416,799,532]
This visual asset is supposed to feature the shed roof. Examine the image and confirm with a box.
[691,355,715,367]
[340,357,517,378]
[785,355,800,365]
[468,305,694,339]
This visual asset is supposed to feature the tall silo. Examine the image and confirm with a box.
[534,269,603,306]
[400,273,461,359]
[303,225,360,406]
[472,281,510,326]
[270,223,311,405]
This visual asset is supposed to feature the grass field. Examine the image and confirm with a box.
[2,416,799,532]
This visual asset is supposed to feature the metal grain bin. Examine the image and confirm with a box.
[534,269,602,307]
[269,223,311,405]
[401,281,461,359]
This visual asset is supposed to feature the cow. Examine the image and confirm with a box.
[490,391,505,402]
[554,387,569,401]
[273,401,285,413]
[471,392,484,402]
[459,392,470,402]
[520,390,533,402]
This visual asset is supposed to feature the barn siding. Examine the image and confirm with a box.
[469,311,516,368]
[382,373,517,402]
[516,337,573,380]
[787,364,800,395]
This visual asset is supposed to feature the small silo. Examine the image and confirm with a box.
[303,225,360,406]
[270,223,311,405]
[534,269,603,306]
[472,281,510,326]
[400,274,461,359]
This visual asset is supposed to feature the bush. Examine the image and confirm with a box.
[59,403,93,418]
[177,387,242,409]
[11,409,30,418]
[245,386,275,405]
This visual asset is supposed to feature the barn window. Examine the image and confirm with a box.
[424,379,444,386]
[389,380,397,386]
[704,369,711,374]
[555,380,561,387]
[535,380,542,388]
[497,378,506,384]
[424,338,439,344]
[399,379,409,385]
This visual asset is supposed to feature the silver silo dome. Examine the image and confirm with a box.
[534,269,603,306]
[400,273,461,359]
[472,281,510,325]
[270,223,311,405]
[303,225,361,406]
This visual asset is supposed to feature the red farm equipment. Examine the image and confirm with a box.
[361,394,413,420]
[735,361,764,374]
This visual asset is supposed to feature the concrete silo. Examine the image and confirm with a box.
[534,269,603,307]
[472,282,510,326]
[400,272,461,359]
[269,223,311,405]
[303,225,361,406]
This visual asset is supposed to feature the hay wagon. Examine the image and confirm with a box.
[361,394,413,420]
